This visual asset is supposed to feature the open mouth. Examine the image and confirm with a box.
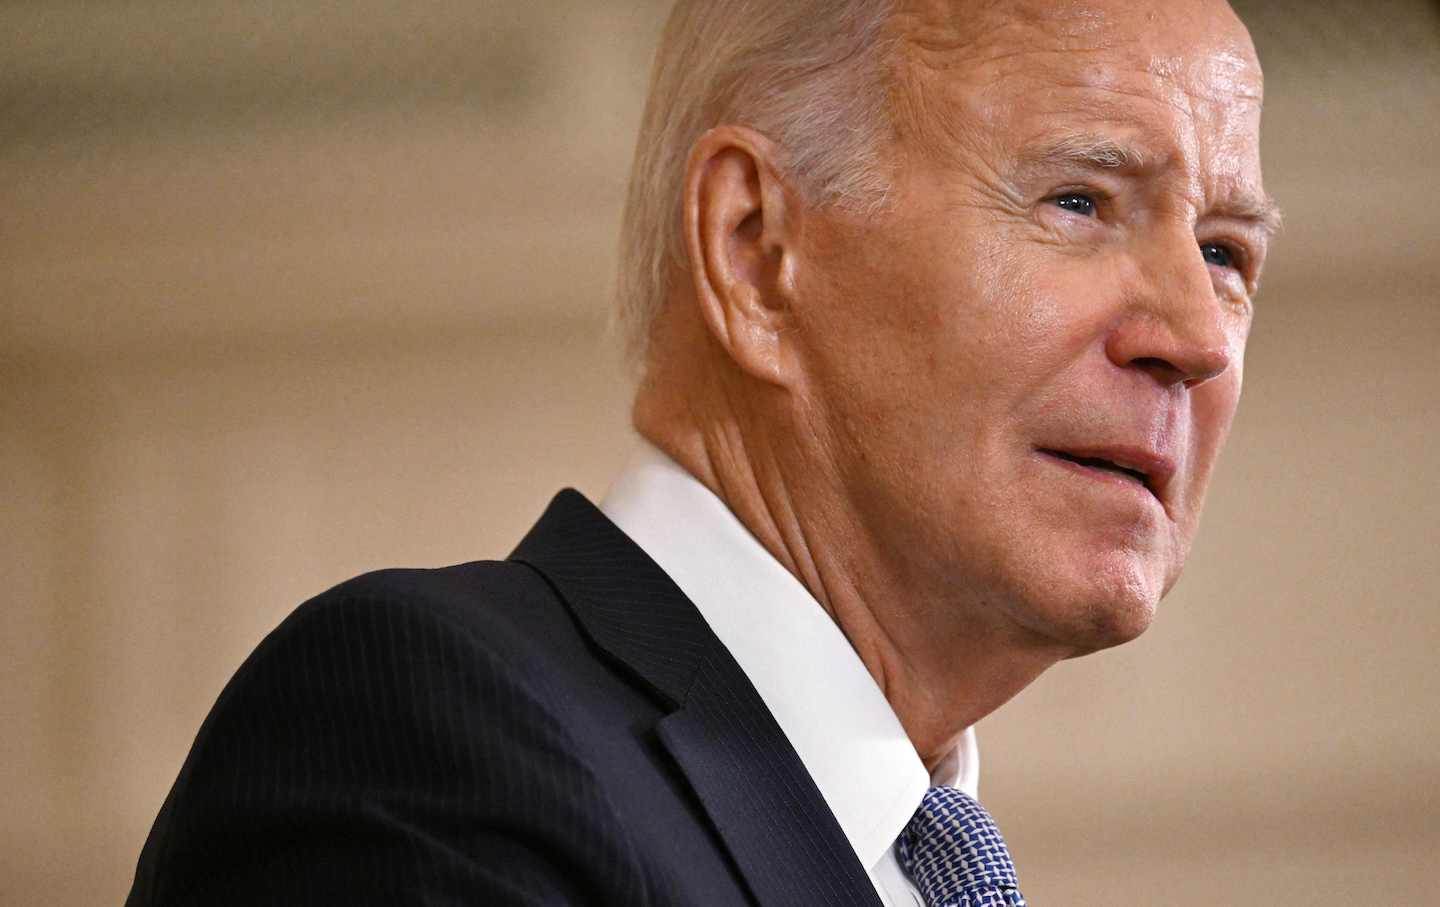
[1038,448,1154,494]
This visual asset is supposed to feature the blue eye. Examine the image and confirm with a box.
[1052,193,1097,216]
[1200,242,1238,269]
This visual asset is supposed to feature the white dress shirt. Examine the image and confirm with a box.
[601,441,980,906]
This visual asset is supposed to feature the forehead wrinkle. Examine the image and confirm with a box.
[897,0,1123,50]
[893,0,1130,79]
[895,4,1262,119]
[1151,50,1264,103]
[888,0,1267,211]
[1031,78,1262,197]
[899,57,1197,169]
[1045,76,1225,129]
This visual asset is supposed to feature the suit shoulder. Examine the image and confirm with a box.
[318,558,555,622]
[130,559,651,905]
[273,559,567,661]
[200,558,568,737]
[191,558,587,785]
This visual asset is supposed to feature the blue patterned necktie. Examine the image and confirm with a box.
[897,786,1029,907]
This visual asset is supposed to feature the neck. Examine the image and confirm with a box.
[633,351,1068,769]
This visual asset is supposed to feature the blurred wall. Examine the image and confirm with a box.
[3,2,1437,904]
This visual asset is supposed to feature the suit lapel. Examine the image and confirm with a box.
[653,658,889,906]
[511,490,884,907]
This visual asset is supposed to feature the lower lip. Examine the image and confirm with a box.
[1036,451,1160,507]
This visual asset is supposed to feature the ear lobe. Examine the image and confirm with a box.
[683,126,798,387]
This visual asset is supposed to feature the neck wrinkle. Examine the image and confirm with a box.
[642,407,928,732]
[632,371,1066,770]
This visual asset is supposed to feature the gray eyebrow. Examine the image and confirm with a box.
[1023,132,1147,171]
[1214,193,1285,239]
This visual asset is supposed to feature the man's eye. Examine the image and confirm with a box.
[1051,193,1097,216]
[1200,242,1239,270]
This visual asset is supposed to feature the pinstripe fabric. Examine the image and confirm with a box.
[126,490,882,906]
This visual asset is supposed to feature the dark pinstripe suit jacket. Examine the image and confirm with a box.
[126,490,886,906]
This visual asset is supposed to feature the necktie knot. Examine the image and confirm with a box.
[897,786,1027,907]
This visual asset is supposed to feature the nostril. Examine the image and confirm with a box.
[1184,346,1232,387]
[1104,315,1233,388]
[1130,356,1186,386]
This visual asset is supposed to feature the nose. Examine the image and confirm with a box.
[1105,237,1234,389]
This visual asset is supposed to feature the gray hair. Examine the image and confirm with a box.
[615,0,899,365]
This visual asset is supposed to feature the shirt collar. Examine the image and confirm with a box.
[600,440,978,870]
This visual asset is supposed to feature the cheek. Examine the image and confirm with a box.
[796,224,972,403]
[1178,367,1244,526]
[975,248,1126,392]
[1196,319,1248,454]
[1198,373,1242,457]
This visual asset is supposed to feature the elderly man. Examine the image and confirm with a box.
[127,0,1276,904]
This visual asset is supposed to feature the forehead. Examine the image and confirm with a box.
[892,0,1266,186]
[896,0,1261,79]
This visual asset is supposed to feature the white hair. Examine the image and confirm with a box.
[615,0,899,365]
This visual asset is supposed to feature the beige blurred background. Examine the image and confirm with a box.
[2,1,1437,904]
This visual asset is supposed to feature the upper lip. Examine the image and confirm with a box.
[1037,445,1177,510]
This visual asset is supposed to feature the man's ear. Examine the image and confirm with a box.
[682,126,800,387]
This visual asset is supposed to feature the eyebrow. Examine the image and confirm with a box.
[1018,131,1284,239]
[1023,132,1148,171]
[1212,191,1285,240]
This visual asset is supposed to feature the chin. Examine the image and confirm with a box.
[1006,548,1168,655]
[1060,585,1158,655]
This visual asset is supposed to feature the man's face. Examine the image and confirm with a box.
[790,0,1272,653]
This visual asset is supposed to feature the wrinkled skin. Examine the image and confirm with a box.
[793,0,1273,653]
[637,0,1274,763]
